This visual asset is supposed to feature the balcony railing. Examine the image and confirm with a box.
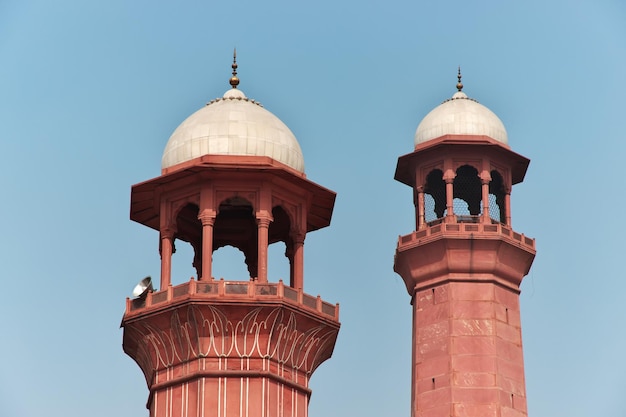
[399,221,535,250]
[126,278,339,321]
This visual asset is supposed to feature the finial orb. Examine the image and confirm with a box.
[456,66,463,92]
[229,48,239,89]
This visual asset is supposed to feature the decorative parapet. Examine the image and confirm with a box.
[398,222,535,251]
[394,221,536,293]
[125,278,339,321]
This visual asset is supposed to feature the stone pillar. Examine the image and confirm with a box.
[504,187,512,226]
[481,173,491,222]
[444,173,455,221]
[291,232,305,290]
[159,229,175,289]
[198,209,216,281]
[256,211,272,282]
[417,186,426,229]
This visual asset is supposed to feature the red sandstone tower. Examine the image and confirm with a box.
[121,54,339,417]
[393,72,536,417]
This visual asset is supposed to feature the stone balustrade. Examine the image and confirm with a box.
[126,278,339,321]
[399,221,535,250]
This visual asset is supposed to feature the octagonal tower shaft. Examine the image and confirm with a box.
[394,135,535,417]
[122,154,339,417]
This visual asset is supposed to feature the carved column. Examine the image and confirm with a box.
[504,186,512,226]
[256,211,273,282]
[444,171,455,222]
[159,228,175,289]
[481,172,492,223]
[416,185,426,229]
[198,209,216,281]
[291,232,305,290]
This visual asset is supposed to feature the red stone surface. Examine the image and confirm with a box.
[405,281,531,417]
[394,134,535,417]
[122,154,339,417]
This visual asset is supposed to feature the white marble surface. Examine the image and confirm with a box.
[415,91,508,145]
[162,88,305,172]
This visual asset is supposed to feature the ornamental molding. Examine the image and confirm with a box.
[124,305,338,377]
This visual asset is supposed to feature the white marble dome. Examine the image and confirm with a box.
[414,91,508,146]
[162,88,305,172]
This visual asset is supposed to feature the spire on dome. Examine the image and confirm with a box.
[229,48,240,89]
[456,66,463,92]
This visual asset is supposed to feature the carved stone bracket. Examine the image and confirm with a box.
[197,209,217,225]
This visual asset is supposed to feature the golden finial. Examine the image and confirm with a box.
[456,66,463,92]
[229,48,239,89]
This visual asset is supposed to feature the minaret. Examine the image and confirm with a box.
[393,70,536,417]
[121,52,340,417]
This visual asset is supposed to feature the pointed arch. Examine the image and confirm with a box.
[214,196,257,278]
[172,202,202,281]
[424,169,446,223]
[489,170,506,223]
[269,205,294,283]
[211,245,250,280]
[453,165,481,219]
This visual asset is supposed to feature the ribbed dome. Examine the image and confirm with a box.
[162,88,305,172]
[414,91,508,146]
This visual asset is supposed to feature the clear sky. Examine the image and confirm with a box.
[1,1,625,416]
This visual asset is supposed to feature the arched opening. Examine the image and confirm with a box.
[214,196,257,279]
[268,206,293,283]
[268,242,290,282]
[169,240,197,283]
[489,170,506,223]
[165,199,299,283]
[453,165,481,221]
[211,245,250,280]
[172,203,202,282]
[424,169,446,223]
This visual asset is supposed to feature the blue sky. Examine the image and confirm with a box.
[1,1,625,416]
